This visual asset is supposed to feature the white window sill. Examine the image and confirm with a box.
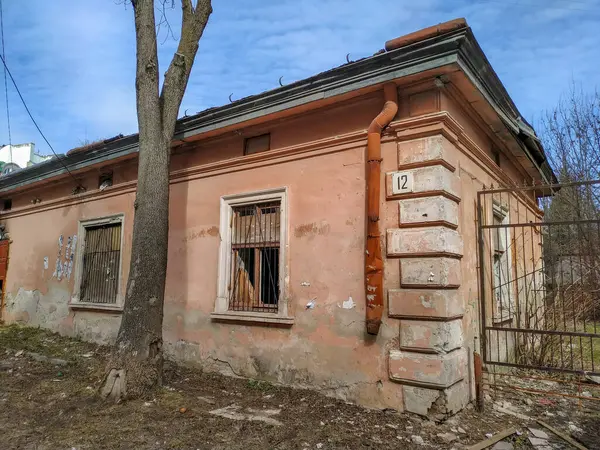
[69,302,123,313]
[211,311,294,326]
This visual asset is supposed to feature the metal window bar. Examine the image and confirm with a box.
[228,201,280,313]
[477,181,600,377]
[80,223,121,304]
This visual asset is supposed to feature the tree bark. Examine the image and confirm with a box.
[101,0,211,402]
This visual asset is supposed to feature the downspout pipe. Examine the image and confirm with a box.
[366,83,398,335]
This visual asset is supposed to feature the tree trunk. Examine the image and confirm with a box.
[101,0,211,402]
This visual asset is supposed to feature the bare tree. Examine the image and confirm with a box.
[542,85,600,184]
[539,86,600,326]
[100,0,212,402]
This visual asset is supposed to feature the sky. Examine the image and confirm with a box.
[0,0,599,156]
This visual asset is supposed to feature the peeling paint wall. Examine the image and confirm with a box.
[1,92,404,409]
[0,85,542,413]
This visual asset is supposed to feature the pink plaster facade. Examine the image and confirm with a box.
[0,69,547,416]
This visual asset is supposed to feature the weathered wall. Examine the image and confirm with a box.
[0,84,542,413]
[1,92,406,408]
[382,86,542,418]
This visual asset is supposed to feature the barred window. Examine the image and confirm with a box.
[229,201,280,312]
[213,188,290,324]
[78,219,123,305]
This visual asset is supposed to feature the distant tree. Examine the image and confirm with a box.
[540,86,600,320]
[101,0,212,402]
[542,86,600,184]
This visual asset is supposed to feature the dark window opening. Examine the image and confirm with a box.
[98,171,113,190]
[493,148,501,166]
[244,133,271,155]
[229,201,280,312]
[80,222,122,304]
[2,199,11,211]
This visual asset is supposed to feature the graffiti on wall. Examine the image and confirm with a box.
[52,234,77,281]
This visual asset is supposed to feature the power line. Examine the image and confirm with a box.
[0,52,80,185]
[0,0,12,157]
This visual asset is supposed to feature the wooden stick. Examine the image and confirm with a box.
[467,427,518,450]
[536,420,588,450]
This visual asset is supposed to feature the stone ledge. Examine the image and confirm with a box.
[398,195,459,228]
[211,312,294,326]
[397,135,457,172]
[389,347,467,388]
[387,227,463,258]
[399,319,463,353]
[386,165,461,202]
[388,289,464,320]
[400,257,461,288]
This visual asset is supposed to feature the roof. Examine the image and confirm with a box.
[0,18,554,194]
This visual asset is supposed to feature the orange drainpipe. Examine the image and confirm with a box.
[365,83,398,335]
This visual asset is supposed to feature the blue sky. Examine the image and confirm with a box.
[1,0,599,156]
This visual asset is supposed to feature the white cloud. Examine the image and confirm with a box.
[0,0,598,154]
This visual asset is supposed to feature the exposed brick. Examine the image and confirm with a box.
[400,257,461,288]
[398,135,457,170]
[387,227,463,257]
[398,195,458,227]
[386,165,461,200]
[400,319,463,353]
[389,348,467,388]
[388,289,464,319]
[402,379,469,419]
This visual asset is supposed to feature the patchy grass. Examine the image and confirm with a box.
[246,379,274,392]
[0,323,103,360]
[0,324,594,449]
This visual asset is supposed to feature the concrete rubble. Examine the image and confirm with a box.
[208,404,282,426]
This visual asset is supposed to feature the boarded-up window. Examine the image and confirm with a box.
[229,201,280,312]
[244,134,270,155]
[80,223,122,304]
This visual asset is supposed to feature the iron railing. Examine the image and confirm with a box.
[478,181,600,375]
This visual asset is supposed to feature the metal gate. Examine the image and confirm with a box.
[477,181,600,381]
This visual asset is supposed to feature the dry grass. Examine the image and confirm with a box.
[0,324,578,449]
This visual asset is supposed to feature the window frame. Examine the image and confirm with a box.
[491,203,514,324]
[244,133,271,156]
[212,187,293,325]
[70,214,125,312]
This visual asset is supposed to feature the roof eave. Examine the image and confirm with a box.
[0,26,554,194]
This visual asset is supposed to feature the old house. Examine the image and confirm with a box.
[0,19,553,418]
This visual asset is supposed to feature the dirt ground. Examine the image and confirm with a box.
[0,325,598,450]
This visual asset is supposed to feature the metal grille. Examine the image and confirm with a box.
[229,201,280,312]
[477,181,600,376]
[80,223,122,304]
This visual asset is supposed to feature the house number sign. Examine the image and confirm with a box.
[391,171,414,195]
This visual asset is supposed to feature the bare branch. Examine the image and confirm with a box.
[156,0,176,44]
[159,0,212,138]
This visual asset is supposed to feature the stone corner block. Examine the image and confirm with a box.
[389,347,467,389]
[387,227,463,257]
[400,257,461,288]
[402,380,469,419]
[398,195,459,227]
[388,289,464,320]
[400,319,463,353]
[386,165,461,200]
[398,135,457,170]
